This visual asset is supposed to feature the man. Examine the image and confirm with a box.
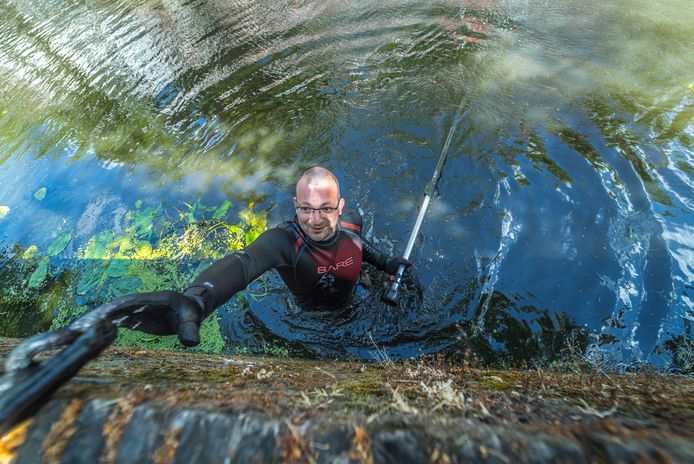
[124,166,411,347]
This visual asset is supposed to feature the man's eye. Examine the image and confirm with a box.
[299,207,311,213]
[321,207,335,213]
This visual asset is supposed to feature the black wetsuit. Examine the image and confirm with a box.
[187,209,392,312]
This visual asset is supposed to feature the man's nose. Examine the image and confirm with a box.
[307,210,323,221]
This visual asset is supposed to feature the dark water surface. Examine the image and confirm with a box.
[0,0,692,370]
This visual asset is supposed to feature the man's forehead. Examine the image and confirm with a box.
[296,181,339,203]
[296,177,337,194]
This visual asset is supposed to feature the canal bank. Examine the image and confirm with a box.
[1,338,691,463]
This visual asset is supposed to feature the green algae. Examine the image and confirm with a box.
[33,187,46,201]
[0,199,268,354]
[27,258,49,289]
[257,342,290,358]
[0,286,52,337]
[21,245,38,260]
[114,314,225,354]
[341,371,386,397]
[479,374,516,391]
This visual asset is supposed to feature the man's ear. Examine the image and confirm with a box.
[338,197,345,215]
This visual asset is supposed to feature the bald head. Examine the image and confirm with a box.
[296,166,340,197]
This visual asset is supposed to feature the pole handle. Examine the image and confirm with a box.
[382,263,407,305]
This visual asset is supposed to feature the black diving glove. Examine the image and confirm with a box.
[384,256,413,279]
[118,290,209,347]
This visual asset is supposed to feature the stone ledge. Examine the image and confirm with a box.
[0,338,691,463]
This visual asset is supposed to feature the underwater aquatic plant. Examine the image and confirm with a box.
[0,199,267,354]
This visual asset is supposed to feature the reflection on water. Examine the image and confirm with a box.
[0,0,692,370]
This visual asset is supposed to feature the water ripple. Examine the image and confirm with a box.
[0,0,692,369]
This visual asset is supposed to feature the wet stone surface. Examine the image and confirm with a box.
[116,405,170,463]
[0,338,692,463]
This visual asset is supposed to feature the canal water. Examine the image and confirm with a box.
[0,0,692,370]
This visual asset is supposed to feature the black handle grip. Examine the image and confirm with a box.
[382,263,406,305]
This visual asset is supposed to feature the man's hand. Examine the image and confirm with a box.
[384,256,413,279]
[118,291,205,347]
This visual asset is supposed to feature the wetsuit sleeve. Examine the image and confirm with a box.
[185,227,293,316]
[362,238,390,271]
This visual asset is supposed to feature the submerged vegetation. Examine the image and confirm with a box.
[0,197,268,354]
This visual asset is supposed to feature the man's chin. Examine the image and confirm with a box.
[308,231,325,241]
[308,228,330,241]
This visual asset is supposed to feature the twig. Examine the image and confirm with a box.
[577,399,618,418]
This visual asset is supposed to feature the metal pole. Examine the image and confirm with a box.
[383,99,467,305]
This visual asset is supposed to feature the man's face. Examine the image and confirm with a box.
[294,177,345,242]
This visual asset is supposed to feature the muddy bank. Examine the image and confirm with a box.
[0,337,691,463]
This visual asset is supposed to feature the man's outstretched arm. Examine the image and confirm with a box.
[120,227,290,346]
